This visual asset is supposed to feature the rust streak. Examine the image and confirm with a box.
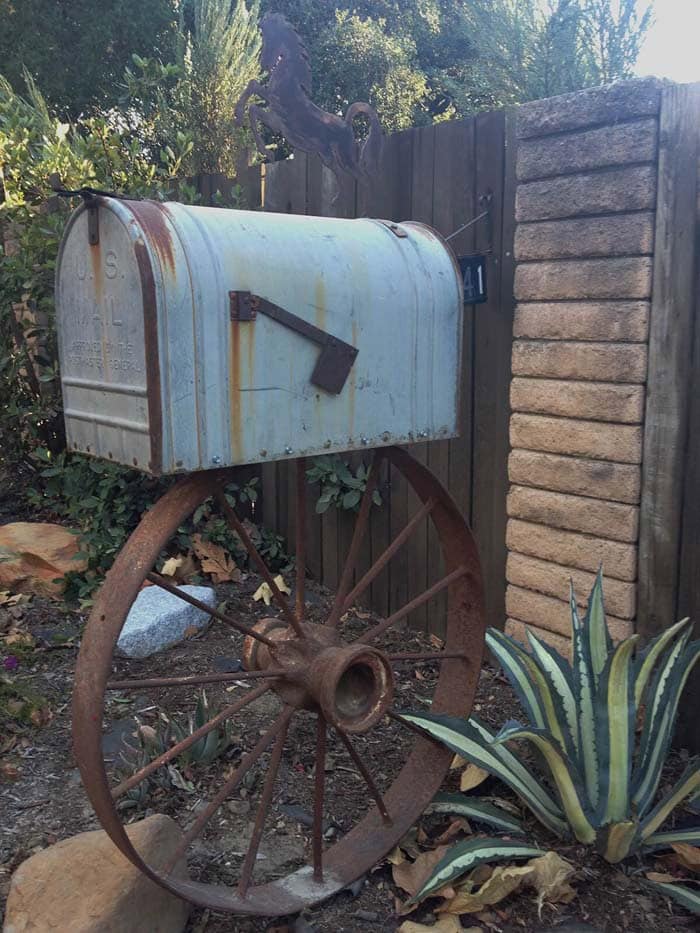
[230,311,242,459]
[130,201,176,275]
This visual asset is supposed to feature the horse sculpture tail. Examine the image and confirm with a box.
[344,102,384,179]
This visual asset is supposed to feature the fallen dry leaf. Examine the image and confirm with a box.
[433,818,472,847]
[0,591,30,607]
[646,871,678,883]
[671,843,700,874]
[387,846,407,866]
[460,763,489,792]
[3,630,34,648]
[161,552,198,582]
[439,851,576,917]
[450,754,468,771]
[192,535,244,584]
[0,761,20,781]
[398,916,467,932]
[253,574,291,606]
[393,846,452,912]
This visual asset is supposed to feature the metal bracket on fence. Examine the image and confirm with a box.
[445,193,494,253]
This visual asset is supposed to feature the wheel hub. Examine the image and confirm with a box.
[242,618,394,733]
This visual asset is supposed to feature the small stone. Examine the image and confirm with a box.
[355,910,379,923]
[117,585,216,658]
[213,656,243,673]
[226,799,251,815]
[4,814,190,933]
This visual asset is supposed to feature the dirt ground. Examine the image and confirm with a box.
[2,563,699,933]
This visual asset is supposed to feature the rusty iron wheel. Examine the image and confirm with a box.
[72,447,485,916]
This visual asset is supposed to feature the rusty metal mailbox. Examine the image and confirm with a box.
[56,198,463,474]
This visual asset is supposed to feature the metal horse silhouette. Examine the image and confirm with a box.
[235,14,383,184]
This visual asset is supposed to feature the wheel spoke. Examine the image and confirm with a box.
[357,565,468,645]
[326,455,379,628]
[334,728,391,823]
[295,458,307,623]
[165,705,295,874]
[111,683,271,800]
[339,497,436,616]
[386,708,444,746]
[106,669,284,691]
[238,711,291,897]
[313,715,327,881]
[388,651,468,663]
[215,489,304,638]
[146,572,276,647]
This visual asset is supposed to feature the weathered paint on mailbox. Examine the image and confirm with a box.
[55,198,463,474]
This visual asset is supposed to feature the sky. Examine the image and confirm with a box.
[634,0,700,83]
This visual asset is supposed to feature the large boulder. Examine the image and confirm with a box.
[117,583,216,658]
[3,814,190,933]
[0,522,87,597]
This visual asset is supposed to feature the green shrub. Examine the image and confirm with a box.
[28,449,283,603]
[401,573,700,912]
[306,455,382,513]
[0,71,192,469]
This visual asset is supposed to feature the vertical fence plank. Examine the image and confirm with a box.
[405,124,436,631]
[260,156,309,549]
[638,83,700,639]
[428,119,476,636]
[357,132,403,617]
[470,109,513,633]
[387,129,416,624]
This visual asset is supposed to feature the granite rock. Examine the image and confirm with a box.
[117,584,216,658]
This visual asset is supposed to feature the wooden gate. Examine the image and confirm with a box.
[234,114,516,635]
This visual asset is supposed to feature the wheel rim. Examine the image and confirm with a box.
[72,446,485,915]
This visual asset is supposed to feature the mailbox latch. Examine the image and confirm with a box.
[229,290,359,395]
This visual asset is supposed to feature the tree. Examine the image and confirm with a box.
[260,0,653,128]
[0,0,177,118]
[124,0,261,175]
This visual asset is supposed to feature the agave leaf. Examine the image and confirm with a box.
[599,820,638,863]
[634,642,700,816]
[570,586,599,810]
[526,630,579,760]
[486,628,546,730]
[584,569,611,689]
[595,635,638,825]
[426,793,525,835]
[645,827,700,849]
[493,725,596,844]
[398,712,567,836]
[643,880,700,915]
[634,618,692,709]
[641,759,700,841]
[404,838,542,907]
[636,628,693,782]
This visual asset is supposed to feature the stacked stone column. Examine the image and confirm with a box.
[505,79,662,652]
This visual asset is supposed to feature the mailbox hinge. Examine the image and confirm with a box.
[87,198,99,246]
[229,290,358,395]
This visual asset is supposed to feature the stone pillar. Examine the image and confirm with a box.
[505,79,663,652]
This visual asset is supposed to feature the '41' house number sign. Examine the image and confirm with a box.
[458,254,488,304]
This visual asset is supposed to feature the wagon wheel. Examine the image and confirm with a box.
[72,446,485,916]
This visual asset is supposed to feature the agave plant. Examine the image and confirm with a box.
[401,572,700,911]
[168,690,234,767]
[117,691,234,808]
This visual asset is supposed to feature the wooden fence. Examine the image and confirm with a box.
[635,83,700,747]
[218,115,516,635]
